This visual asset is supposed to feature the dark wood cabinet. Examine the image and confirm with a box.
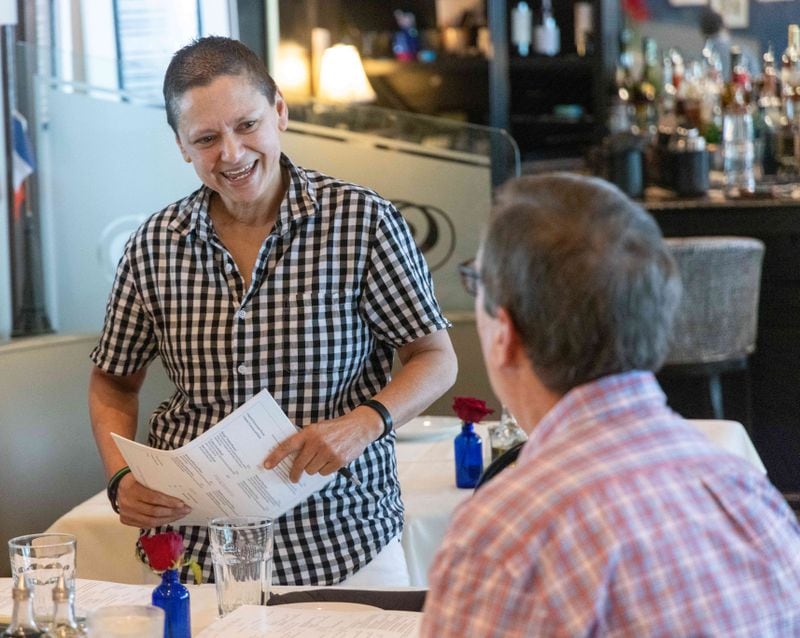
[487,0,620,160]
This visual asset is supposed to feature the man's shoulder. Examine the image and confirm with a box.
[446,461,560,557]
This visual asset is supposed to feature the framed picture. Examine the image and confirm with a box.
[710,0,750,28]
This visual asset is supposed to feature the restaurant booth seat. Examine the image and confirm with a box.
[657,236,765,432]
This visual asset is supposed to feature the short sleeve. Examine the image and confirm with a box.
[90,237,158,375]
[361,201,450,347]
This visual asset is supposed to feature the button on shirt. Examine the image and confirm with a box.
[91,155,449,585]
[422,371,800,637]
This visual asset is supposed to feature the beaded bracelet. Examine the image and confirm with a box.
[362,399,393,441]
[106,466,131,514]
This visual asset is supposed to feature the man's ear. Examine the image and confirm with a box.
[492,307,524,370]
[175,135,191,163]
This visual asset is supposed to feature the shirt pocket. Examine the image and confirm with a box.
[267,290,368,375]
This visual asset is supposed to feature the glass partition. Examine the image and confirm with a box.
[11,41,519,335]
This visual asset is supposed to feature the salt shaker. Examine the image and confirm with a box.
[46,574,83,637]
[3,575,43,637]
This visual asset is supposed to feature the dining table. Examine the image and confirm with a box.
[45,417,765,588]
[0,577,426,636]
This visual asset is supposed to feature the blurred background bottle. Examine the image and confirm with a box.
[533,0,559,57]
[511,1,532,57]
[722,47,756,195]
[756,47,781,176]
[633,37,660,137]
[488,407,527,463]
[779,24,800,173]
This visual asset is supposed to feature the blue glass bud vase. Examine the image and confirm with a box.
[454,422,483,488]
[152,569,191,638]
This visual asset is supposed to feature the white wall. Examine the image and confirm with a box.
[0,334,173,577]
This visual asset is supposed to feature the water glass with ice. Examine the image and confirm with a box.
[208,516,273,617]
[8,532,76,630]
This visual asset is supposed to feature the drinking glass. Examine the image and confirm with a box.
[208,516,273,617]
[8,532,76,630]
[86,605,164,637]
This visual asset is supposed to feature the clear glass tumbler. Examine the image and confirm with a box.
[8,532,76,631]
[208,516,274,617]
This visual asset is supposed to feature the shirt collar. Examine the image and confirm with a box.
[167,153,320,241]
[520,370,669,462]
[278,153,320,232]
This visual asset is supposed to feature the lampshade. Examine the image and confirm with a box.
[317,44,376,104]
[275,41,310,101]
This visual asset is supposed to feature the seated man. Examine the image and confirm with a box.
[421,174,800,636]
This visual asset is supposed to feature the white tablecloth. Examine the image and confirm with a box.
[46,418,765,588]
[0,578,423,636]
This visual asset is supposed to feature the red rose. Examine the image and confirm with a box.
[452,396,494,424]
[140,531,185,572]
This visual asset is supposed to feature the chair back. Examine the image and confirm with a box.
[664,236,764,366]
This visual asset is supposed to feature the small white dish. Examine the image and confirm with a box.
[395,416,461,441]
[280,601,380,612]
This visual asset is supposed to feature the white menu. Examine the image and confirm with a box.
[195,605,421,637]
[112,389,333,525]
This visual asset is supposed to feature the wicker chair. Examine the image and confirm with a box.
[659,237,765,429]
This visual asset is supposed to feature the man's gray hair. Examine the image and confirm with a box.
[480,173,681,394]
[163,36,278,133]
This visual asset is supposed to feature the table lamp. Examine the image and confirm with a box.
[317,44,376,104]
[275,40,310,102]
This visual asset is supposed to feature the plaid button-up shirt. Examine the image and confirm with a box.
[422,371,800,637]
[91,154,449,584]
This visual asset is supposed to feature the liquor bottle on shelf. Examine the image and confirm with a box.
[511,1,533,57]
[614,26,635,99]
[533,0,560,57]
[721,47,752,109]
[633,37,660,136]
[722,47,756,195]
[779,25,800,172]
[609,25,635,134]
[756,46,782,176]
[699,45,724,147]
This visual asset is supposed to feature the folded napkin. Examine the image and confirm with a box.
[267,588,427,612]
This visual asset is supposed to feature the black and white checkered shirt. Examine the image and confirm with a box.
[91,154,449,585]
